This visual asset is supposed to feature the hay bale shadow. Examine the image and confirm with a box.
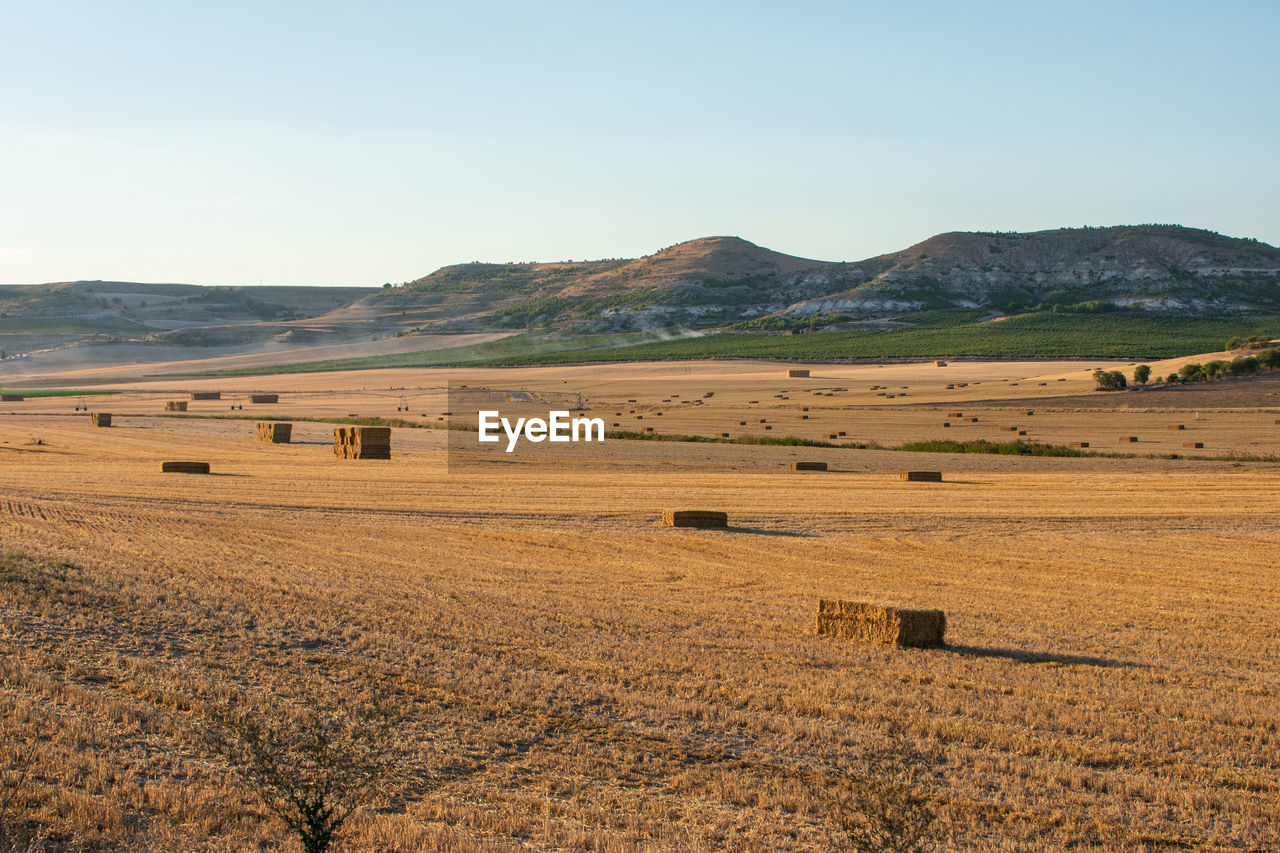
[947,643,1144,669]
[724,526,811,538]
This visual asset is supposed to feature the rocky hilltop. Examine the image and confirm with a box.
[371,225,1280,333]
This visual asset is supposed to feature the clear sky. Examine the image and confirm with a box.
[2,1,1277,286]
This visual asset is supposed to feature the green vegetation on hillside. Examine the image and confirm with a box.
[173,313,1280,376]
[0,389,117,397]
[1168,348,1280,384]
[499,314,1280,365]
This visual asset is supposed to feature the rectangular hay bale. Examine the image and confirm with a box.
[791,461,828,471]
[900,471,943,482]
[161,461,210,474]
[190,391,222,400]
[250,394,279,404]
[1,394,23,402]
[90,413,112,427]
[333,426,391,459]
[257,422,292,443]
[815,599,946,648]
[787,368,810,378]
[165,401,188,412]
[662,510,728,528]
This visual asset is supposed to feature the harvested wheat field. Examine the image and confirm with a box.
[1,358,1279,852]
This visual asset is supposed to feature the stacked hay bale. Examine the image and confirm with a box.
[1,394,23,402]
[934,360,947,367]
[90,413,112,427]
[787,368,809,378]
[190,391,221,400]
[900,471,943,482]
[250,394,279,404]
[815,600,945,648]
[257,422,293,443]
[334,426,390,459]
[792,461,828,471]
[165,401,188,412]
[662,510,727,528]
[161,461,210,474]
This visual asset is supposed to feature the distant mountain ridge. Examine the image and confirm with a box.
[371,225,1280,332]
[3,227,1278,353]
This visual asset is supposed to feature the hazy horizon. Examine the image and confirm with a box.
[3,1,1277,287]
[1,222,1276,290]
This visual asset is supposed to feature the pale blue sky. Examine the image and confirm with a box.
[2,1,1276,285]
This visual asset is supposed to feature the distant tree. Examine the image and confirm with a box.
[1133,364,1151,385]
[1203,360,1229,379]
[1227,356,1259,376]
[382,283,392,289]
[1179,363,1204,382]
[1093,369,1127,390]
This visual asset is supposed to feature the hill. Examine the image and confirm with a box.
[0,280,379,355]
[361,225,1280,334]
[3,226,1278,375]
[0,280,373,329]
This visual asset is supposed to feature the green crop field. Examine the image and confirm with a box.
[174,313,1280,376]
[0,389,118,398]
[506,314,1280,365]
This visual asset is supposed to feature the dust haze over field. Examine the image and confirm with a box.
[2,354,1279,852]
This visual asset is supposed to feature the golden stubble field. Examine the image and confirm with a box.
[2,358,1279,852]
